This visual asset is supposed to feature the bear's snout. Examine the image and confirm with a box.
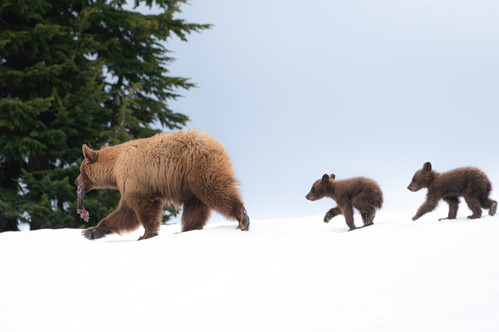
[407,184,417,192]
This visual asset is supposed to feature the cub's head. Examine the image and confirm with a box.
[407,162,433,192]
[306,173,335,201]
[74,144,110,192]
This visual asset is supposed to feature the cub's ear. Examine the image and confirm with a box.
[82,144,98,162]
[100,145,109,150]
[423,162,432,172]
[321,174,330,185]
[329,174,336,180]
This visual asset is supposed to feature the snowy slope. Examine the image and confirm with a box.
[1,206,499,332]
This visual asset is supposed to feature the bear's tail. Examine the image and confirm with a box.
[376,195,384,210]
[479,180,494,209]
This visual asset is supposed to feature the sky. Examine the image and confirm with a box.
[155,0,499,222]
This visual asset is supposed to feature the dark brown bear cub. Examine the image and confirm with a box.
[408,162,497,221]
[306,174,383,231]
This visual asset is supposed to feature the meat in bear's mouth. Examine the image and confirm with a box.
[77,183,89,222]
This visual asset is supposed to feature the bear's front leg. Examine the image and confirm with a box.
[81,198,140,241]
[129,196,163,241]
[323,207,342,223]
[412,200,437,221]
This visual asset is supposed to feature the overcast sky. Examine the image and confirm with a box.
[158,0,499,222]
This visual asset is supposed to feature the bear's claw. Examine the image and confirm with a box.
[82,227,106,240]
[137,233,158,241]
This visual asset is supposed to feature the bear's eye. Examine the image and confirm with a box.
[411,177,416,183]
[311,187,315,194]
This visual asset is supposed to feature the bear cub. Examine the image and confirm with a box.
[408,162,497,221]
[306,174,383,231]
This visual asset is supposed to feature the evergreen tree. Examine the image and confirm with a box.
[0,0,209,231]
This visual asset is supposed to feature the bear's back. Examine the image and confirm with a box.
[334,177,382,199]
[114,129,233,204]
[436,167,491,195]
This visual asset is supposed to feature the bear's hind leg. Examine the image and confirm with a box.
[181,196,211,232]
[341,203,356,231]
[189,171,250,231]
[479,196,497,216]
[464,196,482,219]
[361,207,376,226]
[216,198,249,231]
[219,198,249,231]
[352,197,375,226]
[193,187,249,231]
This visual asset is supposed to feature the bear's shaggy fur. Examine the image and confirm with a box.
[75,129,250,241]
[306,174,383,231]
[407,162,497,221]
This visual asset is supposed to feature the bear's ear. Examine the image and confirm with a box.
[82,144,98,162]
[329,174,336,180]
[321,174,330,185]
[423,162,432,172]
[100,145,109,150]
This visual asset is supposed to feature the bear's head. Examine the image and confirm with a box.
[407,162,434,192]
[75,144,114,193]
[306,173,335,201]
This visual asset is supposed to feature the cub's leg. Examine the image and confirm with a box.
[181,196,211,232]
[464,196,482,219]
[440,197,459,220]
[324,207,342,223]
[412,200,438,221]
[479,196,497,216]
[352,196,376,226]
[82,199,140,240]
[361,207,376,226]
[341,203,356,231]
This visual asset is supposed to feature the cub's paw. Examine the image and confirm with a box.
[82,227,106,240]
[324,211,335,223]
[489,201,497,216]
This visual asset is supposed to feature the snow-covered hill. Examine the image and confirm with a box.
[1,207,499,332]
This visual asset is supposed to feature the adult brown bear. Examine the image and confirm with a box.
[75,129,250,240]
[408,162,497,221]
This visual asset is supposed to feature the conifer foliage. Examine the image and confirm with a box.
[0,0,209,231]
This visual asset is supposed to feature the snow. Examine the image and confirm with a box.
[2,206,499,332]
